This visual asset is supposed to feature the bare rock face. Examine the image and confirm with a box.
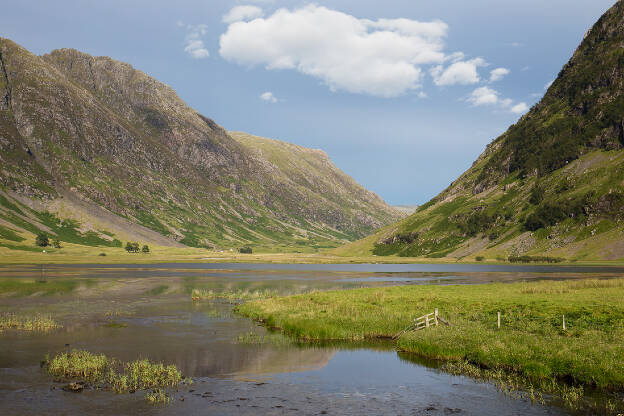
[0,38,401,248]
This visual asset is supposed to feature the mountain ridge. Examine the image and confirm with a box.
[0,38,401,252]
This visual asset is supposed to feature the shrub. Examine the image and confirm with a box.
[475,256,485,261]
[457,211,496,237]
[99,252,107,256]
[52,239,62,248]
[125,242,140,253]
[142,245,150,253]
[36,232,49,247]
[529,184,545,205]
[238,246,253,254]
[508,255,564,263]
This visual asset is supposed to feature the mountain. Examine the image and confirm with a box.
[0,38,401,252]
[336,1,624,262]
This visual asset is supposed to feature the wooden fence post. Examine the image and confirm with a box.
[497,311,501,329]
[434,309,439,326]
[562,314,566,331]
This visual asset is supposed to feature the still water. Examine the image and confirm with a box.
[2,263,620,415]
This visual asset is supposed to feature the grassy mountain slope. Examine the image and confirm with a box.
[337,1,624,262]
[0,38,401,253]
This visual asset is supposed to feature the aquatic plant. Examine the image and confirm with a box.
[44,350,187,404]
[191,288,277,302]
[146,388,170,404]
[235,331,292,346]
[0,313,60,332]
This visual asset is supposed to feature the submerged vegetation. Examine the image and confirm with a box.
[45,350,187,404]
[237,278,624,414]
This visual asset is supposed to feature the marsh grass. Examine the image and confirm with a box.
[45,350,187,404]
[146,389,170,404]
[191,288,278,302]
[237,278,624,414]
[0,313,60,332]
[235,331,292,346]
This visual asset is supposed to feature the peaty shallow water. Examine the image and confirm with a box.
[2,263,618,415]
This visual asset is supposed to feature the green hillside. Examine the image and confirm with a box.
[337,1,624,262]
[0,39,401,254]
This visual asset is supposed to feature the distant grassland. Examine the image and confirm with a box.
[237,279,624,406]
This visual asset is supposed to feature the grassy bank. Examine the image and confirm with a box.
[237,278,624,412]
[3,242,624,266]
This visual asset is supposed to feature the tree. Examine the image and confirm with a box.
[52,239,62,248]
[36,232,49,247]
[142,245,150,253]
[125,242,140,253]
[238,246,253,254]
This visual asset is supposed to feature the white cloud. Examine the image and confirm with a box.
[489,67,510,83]
[468,86,528,115]
[260,91,278,103]
[431,57,486,86]
[468,86,499,106]
[511,102,529,114]
[181,24,210,59]
[219,4,448,97]
[223,5,264,24]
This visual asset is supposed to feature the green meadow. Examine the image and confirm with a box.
[237,278,624,413]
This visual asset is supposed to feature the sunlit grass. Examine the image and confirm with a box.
[191,288,278,302]
[0,313,60,332]
[237,278,624,414]
[45,350,188,404]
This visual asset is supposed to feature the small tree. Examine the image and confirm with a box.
[125,242,140,253]
[238,246,252,254]
[52,239,62,248]
[36,232,49,247]
[142,244,150,253]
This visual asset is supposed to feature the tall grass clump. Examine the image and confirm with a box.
[0,313,60,332]
[44,350,188,404]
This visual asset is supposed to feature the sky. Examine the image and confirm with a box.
[0,0,617,205]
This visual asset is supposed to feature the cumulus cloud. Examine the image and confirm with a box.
[511,102,529,114]
[468,86,499,106]
[489,67,510,83]
[181,23,210,59]
[431,57,486,86]
[468,86,528,115]
[223,5,264,24]
[219,4,448,97]
[260,91,278,103]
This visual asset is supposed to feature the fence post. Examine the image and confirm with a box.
[562,314,566,331]
[425,314,430,328]
[497,311,501,329]
[434,309,439,326]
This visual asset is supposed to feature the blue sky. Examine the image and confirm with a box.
[1,0,616,205]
